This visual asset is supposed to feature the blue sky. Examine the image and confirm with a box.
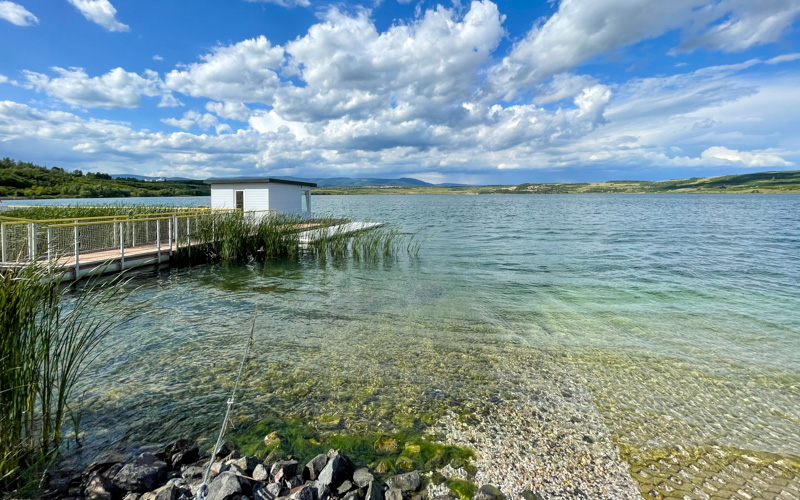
[1,0,799,184]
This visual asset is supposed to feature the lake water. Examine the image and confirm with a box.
[8,194,800,497]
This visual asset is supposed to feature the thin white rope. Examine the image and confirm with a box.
[195,306,257,500]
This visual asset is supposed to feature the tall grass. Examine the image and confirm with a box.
[0,264,137,494]
[0,204,201,221]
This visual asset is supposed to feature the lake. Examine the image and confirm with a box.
[7,194,800,497]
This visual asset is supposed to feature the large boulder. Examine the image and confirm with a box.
[140,483,179,500]
[207,471,243,500]
[112,455,168,493]
[84,472,120,500]
[386,472,421,493]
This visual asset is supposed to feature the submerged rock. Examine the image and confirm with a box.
[474,484,505,500]
[112,455,168,493]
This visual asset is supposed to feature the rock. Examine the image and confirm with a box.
[227,456,259,475]
[181,464,204,481]
[84,472,120,500]
[342,492,362,500]
[141,483,178,500]
[373,436,398,454]
[112,455,168,493]
[211,461,228,476]
[373,460,393,475]
[474,485,505,500]
[582,435,594,444]
[253,464,270,482]
[365,480,384,500]
[336,480,355,495]
[303,454,328,481]
[311,480,330,500]
[207,472,242,500]
[122,493,142,500]
[385,489,404,500]
[270,460,299,483]
[264,432,280,447]
[289,484,317,500]
[253,482,278,500]
[316,452,352,489]
[214,441,238,459]
[352,468,374,489]
[520,492,544,500]
[394,457,414,472]
[285,475,303,489]
[159,440,200,470]
[431,496,458,500]
[386,472,421,492]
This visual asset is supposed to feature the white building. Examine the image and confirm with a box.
[205,178,316,217]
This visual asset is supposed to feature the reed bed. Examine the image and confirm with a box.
[0,264,137,494]
[0,204,195,222]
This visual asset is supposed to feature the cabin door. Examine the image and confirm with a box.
[235,190,244,210]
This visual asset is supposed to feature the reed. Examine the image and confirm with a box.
[0,264,137,493]
[0,204,189,221]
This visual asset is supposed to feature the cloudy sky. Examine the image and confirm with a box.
[1,0,799,184]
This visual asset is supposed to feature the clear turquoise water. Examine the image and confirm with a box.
[19,194,799,490]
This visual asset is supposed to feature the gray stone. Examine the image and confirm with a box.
[267,482,288,498]
[311,480,330,500]
[386,472,421,492]
[141,483,178,500]
[520,492,544,500]
[303,454,328,481]
[385,489,404,500]
[112,456,168,493]
[474,485,505,500]
[227,456,259,475]
[160,440,200,470]
[342,491,363,500]
[270,460,299,483]
[336,479,355,495]
[365,480,384,500]
[352,468,375,489]
[317,452,352,489]
[285,475,303,489]
[207,472,243,500]
[253,463,270,482]
[214,441,238,459]
[431,496,458,500]
[84,472,119,500]
[253,482,282,500]
[289,484,317,500]
[181,464,204,481]
[122,494,142,500]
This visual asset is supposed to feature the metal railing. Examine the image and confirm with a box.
[0,209,276,276]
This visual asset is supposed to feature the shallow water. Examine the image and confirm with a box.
[37,194,799,496]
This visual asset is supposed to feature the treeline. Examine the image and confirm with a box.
[0,158,210,198]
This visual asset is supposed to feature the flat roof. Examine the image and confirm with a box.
[204,177,317,187]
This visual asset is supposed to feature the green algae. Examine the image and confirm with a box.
[446,478,478,499]
[227,414,474,478]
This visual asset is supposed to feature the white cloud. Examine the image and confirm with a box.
[205,101,252,121]
[164,35,284,103]
[700,146,792,167]
[158,94,183,108]
[487,0,800,98]
[0,74,8,84]
[67,0,129,32]
[23,67,161,108]
[244,0,311,7]
[152,54,164,61]
[0,1,38,26]
[534,73,598,105]
[162,110,232,134]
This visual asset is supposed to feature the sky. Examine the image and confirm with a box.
[0,0,799,184]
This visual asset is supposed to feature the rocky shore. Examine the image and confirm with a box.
[57,440,515,500]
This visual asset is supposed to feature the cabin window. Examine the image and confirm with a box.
[235,190,244,210]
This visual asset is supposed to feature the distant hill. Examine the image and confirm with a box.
[280,176,434,187]
[112,174,191,181]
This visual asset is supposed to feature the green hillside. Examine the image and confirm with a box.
[0,158,209,198]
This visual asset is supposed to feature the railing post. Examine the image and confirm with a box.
[132,221,136,247]
[173,215,178,251]
[47,227,53,265]
[120,221,125,268]
[28,222,37,261]
[187,217,191,258]
[168,217,173,256]
[74,225,80,280]
[156,219,161,263]
[1,223,6,262]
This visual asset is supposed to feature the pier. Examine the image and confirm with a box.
[0,209,384,281]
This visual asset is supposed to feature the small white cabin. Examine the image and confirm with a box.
[205,178,316,217]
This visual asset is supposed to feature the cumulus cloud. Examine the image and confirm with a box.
[487,0,800,98]
[701,146,792,167]
[152,54,164,61]
[23,67,161,109]
[0,74,8,84]
[162,110,231,134]
[0,1,38,26]
[164,35,284,103]
[67,0,129,32]
[205,101,252,121]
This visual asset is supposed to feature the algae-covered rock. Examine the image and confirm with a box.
[373,460,394,475]
[374,436,399,454]
[474,485,505,500]
[394,456,415,472]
